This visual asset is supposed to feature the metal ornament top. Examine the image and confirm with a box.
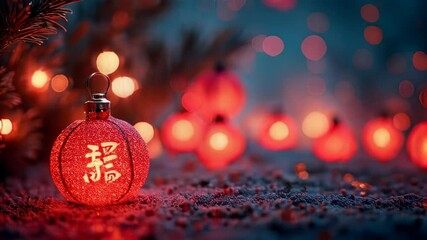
[84,72,111,114]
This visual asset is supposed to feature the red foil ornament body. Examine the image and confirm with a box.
[196,117,246,170]
[407,122,427,168]
[362,117,404,161]
[257,113,298,151]
[312,120,357,162]
[50,73,150,206]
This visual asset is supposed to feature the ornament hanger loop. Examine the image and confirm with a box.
[87,72,110,97]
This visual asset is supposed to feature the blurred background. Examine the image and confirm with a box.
[0,0,426,180]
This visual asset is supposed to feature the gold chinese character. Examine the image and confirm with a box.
[83,142,121,184]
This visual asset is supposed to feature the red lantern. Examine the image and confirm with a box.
[257,113,298,150]
[407,122,427,168]
[312,119,357,162]
[362,117,404,161]
[161,112,205,153]
[184,64,246,120]
[196,116,246,170]
[50,73,150,206]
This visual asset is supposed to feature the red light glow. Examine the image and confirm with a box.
[262,36,285,57]
[302,111,330,139]
[161,112,205,153]
[312,122,357,162]
[301,35,327,61]
[362,118,404,161]
[185,70,246,120]
[257,114,298,151]
[412,51,427,71]
[196,122,245,170]
[364,26,382,45]
[262,0,297,11]
[407,122,427,168]
[393,113,410,131]
[361,4,379,23]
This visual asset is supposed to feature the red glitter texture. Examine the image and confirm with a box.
[50,115,150,206]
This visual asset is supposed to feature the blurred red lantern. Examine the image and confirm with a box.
[407,122,427,168]
[184,63,246,120]
[50,73,150,206]
[196,116,246,170]
[313,119,357,162]
[362,117,404,161]
[161,112,205,153]
[257,113,298,150]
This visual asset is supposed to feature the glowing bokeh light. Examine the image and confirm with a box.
[209,132,229,151]
[0,119,12,135]
[112,76,136,98]
[262,36,284,57]
[398,80,414,98]
[302,111,330,139]
[51,74,69,93]
[393,113,410,131]
[364,26,382,45]
[361,4,379,23]
[31,70,49,89]
[172,119,195,141]
[134,122,155,143]
[252,34,266,52]
[262,0,297,11]
[372,128,391,148]
[96,51,120,75]
[269,121,289,141]
[412,51,427,71]
[419,88,427,109]
[307,12,329,33]
[301,35,327,61]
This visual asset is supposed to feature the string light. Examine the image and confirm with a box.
[31,70,49,89]
[51,74,69,93]
[96,51,120,74]
[112,76,136,98]
[134,122,155,143]
[0,119,12,135]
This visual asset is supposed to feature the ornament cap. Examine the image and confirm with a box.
[84,72,111,118]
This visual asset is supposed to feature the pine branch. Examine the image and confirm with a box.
[0,67,20,108]
[0,0,80,54]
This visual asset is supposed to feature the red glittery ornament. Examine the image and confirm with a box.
[50,73,150,206]
[312,119,357,162]
[196,116,246,170]
[161,112,205,153]
[407,122,427,168]
[362,117,404,161]
[257,113,298,151]
[183,63,246,120]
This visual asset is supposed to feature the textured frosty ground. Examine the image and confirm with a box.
[1,152,427,239]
